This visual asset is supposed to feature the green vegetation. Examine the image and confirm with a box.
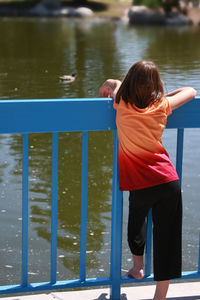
[161,0,179,12]
[134,0,161,9]
[133,0,179,12]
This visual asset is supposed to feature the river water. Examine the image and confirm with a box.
[0,17,200,285]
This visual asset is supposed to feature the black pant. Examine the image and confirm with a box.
[128,180,182,281]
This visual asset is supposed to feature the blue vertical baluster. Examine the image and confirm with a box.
[51,132,59,284]
[176,128,184,186]
[110,130,123,300]
[22,133,29,287]
[80,131,89,282]
[145,209,152,277]
[198,233,200,274]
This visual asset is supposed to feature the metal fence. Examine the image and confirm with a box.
[0,97,200,299]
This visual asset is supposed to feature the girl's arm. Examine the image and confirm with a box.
[165,87,197,110]
[99,79,121,99]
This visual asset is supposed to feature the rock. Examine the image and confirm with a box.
[29,0,61,15]
[42,0,60,10]
[165,12,190,25]
[75,7,94,17]
[128,6,165,25]
[29,3,93,17]
[60,7,77,17]
[60,6,93,17]
[29,3,50,16]
[127,6,191,26]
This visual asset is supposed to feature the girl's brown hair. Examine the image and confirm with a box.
[115,60,164,108]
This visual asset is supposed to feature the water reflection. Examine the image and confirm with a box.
[115,24,200,92]
[0,136,7,184]
[28,131,113,279]
[0,18,200,284]
[0,17,120,284]
[3,130,113,282]
[0,18,121,100]
[142,26,200,90]
[144,26,200,67]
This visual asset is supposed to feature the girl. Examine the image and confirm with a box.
[99,61,197,300]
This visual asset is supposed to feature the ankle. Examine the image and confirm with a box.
[132,254,144,269]
[153,280,169,300]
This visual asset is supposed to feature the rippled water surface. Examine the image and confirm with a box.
[0,18,200,285]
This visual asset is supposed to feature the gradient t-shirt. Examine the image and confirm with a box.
[113,97,179,191]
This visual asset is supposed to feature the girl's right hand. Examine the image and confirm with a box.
[99,79,121,98]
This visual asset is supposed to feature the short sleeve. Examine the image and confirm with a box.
[165,97,172,116]
[113,99,118,110]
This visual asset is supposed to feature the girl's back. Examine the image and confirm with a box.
[114,96,179,191]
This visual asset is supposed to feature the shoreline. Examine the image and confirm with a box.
[0,1,130,19]
[0,1,199,25]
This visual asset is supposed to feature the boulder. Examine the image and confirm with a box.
[128,6,165,25]
[29,3,50,16]
[29,3,93,17]
[42,0,60,10]
[165,12,191,25]
[75,7,94,17]
[60,6,93,17]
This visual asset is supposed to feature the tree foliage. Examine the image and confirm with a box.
[134,0,161,8]
[161,0,179,12]
[133,0,180,12]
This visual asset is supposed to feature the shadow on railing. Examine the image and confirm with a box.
[0,97,200,299]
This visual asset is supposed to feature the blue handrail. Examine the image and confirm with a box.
[0,97,200,299]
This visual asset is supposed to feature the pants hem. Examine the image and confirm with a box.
[154,273,182,281]
[131,250,144,256]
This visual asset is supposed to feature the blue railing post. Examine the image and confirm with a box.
[51,132,59,284]
[22,133,29,287]
[176,128,184,185]
[110,130,123,300]
[198,233,200,274]
[80,131,89,282]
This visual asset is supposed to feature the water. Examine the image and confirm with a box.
[0,17,200,285]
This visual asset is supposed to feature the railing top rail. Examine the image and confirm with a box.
[0,97,200,134]
[0,98,115,134]
[0,96,200,296]
[0,98,112,104]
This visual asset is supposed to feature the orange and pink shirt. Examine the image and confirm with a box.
[113,97,179,191]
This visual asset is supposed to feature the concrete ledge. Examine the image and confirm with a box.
[0,282,200,300]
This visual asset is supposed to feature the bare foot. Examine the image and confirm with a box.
[126,267,144,280]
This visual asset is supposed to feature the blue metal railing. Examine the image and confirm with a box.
[0,97,200,299]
